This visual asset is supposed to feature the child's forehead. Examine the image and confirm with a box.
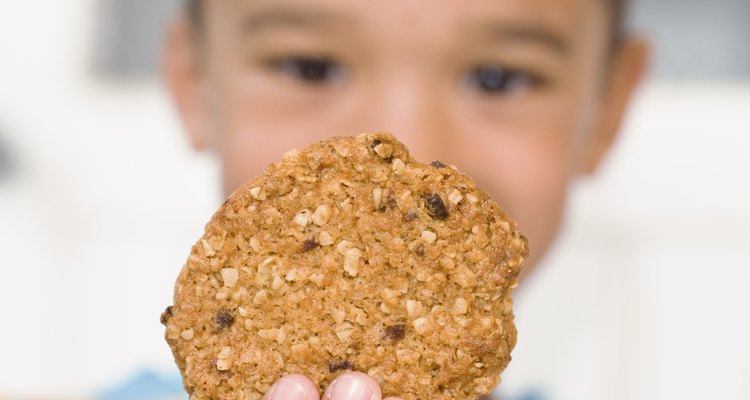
[213,0,605,31]
[207,0,609,56]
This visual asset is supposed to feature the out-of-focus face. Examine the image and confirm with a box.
[167,0,646,271]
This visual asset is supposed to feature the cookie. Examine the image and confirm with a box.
[162,132,528,400]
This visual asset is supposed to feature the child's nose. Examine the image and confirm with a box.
[360,80,451,164]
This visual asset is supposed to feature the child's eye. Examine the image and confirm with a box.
[273,56,344,84]
[465,65,536,94]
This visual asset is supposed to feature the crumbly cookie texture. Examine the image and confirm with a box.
[163,132,528,400]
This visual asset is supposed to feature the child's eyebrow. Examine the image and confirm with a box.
[481,22,570,57]
[240,7,354,35]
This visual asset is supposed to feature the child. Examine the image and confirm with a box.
[163,0,647,399]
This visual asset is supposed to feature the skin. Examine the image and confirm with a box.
[164,0,647,398]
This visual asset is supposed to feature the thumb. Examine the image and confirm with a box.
[263,374,320,400]
[322,371,382,400]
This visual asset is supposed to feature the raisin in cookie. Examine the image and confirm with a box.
[162,132,528,400]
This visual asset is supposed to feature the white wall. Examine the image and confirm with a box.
[1,1,748,398]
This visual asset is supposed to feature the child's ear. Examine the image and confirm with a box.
[163,13,210,151]
[583,37,649,174]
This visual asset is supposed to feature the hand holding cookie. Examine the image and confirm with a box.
[262,372,402,400]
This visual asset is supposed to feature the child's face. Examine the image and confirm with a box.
[168,0,646,271]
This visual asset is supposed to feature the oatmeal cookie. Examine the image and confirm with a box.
[162,132,528,400]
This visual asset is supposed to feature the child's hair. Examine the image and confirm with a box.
[184,0,628,47]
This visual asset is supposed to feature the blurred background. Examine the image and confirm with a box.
[0,0,748,399]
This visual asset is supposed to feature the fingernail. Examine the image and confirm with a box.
[323,375,377,400]
[264,377,309,400]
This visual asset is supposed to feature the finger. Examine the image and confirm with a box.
[263,373,321,400]
[322,371,382,400]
